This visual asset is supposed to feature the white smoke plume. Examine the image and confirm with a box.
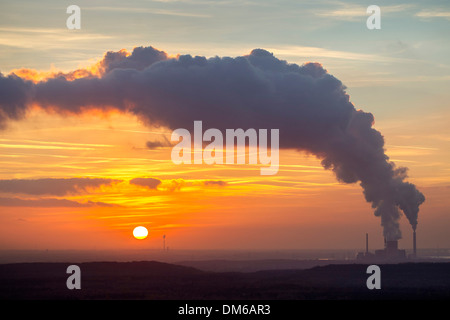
[0,46,425,240]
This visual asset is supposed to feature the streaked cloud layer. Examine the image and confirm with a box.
[0,178,119,196]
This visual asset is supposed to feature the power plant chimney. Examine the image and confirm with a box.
[366,233,369,254]
[413,230,417,257]
[163,234,166,251]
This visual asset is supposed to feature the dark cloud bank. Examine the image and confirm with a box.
[129,177,227,191]
[130,177,162,190]
[0,46,425,240]
[0,197,117,208]
[0,178,118,196]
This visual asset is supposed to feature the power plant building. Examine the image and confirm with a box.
[374,240,406,259]
[357,233,409,261]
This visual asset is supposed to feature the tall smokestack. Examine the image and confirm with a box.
[366,233,369,254]
[413,230,417,256]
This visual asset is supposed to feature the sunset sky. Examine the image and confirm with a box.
[0,0,449,251]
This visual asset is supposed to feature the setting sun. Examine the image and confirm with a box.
[133,226,149,240]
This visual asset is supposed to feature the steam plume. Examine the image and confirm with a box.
[0,46,425,239]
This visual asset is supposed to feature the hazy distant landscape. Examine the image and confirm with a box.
[0,248,362,265]
[1,249,449,300]
[2,248,449,264]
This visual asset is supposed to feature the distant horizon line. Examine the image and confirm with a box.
[1,247,448,252]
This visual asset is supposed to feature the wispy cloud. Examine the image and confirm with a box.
[129,177,228,192]
[385,145,437,157]
[84,6,211,18]
[316,3,414,21]
[0,27,113,49]
[268,45,404,63]
[146,136,172,149]
[415,10,450,19]
[0,178,121,196]
[144,0,268,6]
[386,144,438,151]
[0,197,117,207]
[0,138,114,150]
[130,177,162,190]
[0,143,95,151]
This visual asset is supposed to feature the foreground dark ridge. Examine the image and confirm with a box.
[0,261,449,300]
